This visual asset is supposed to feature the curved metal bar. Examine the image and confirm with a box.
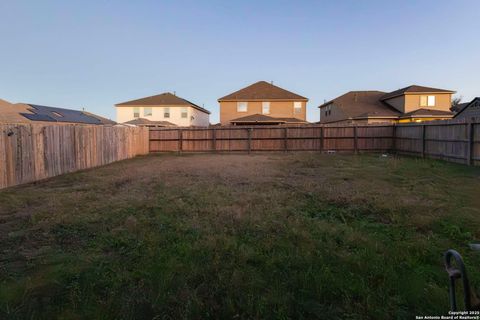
[444,249,472,311]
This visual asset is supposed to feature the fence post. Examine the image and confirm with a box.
[421,125,426,158]
[392,124,397,154]
[247,128,252,154]
[467,121,474,166]
[284,127,288,152]
[353,126,358,154]
[212,128,216,153]
[178,129,183,153]
[320,126,324,152]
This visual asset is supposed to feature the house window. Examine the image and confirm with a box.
[164,107,170,118]
[144,107,152,117]
[324,105,332,116]
[294,102,302,114]
[420,95,436,107]
[181,107,188,118]
[262,102,270,114]
[237,102,248,112]
[133,107,140,118]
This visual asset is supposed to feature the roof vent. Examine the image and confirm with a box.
[174,91,176,96]
[270,81,274,85]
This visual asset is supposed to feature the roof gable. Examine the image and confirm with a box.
[218,81,308,101]
[454,97,480,118]
[116,92,210,114]
[381,85,455,101]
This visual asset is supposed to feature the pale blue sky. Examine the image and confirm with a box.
[1,0,479,123]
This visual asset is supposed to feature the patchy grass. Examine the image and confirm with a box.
[1,153,480,319]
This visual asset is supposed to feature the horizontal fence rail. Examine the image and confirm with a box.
[149,122,480,166]
[0,124,149,189]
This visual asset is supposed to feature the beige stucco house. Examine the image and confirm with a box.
[218,81,308,125]
[116,92,210,127]
[318,85,455,124]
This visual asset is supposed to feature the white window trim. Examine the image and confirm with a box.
[144,107,152,117]
[237,102,248,112]
[133,107,140,118]
[181,107,188,119]
[420,95,436,107]
[262,102,270,114]
[164,107,170,118]
[294,102,302,114]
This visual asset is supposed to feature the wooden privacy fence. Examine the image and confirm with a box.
[149,121,480,166]
[0,124,149,189]
[395,121,480,165]
[150,125,395,153]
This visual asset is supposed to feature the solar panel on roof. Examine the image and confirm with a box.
[20,113,56,122]
[25,104,103,125]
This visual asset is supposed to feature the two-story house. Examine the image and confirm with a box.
[318,85,455,124]
[218,81,308,125]
[116,92,210,127]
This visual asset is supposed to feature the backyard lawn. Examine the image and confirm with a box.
[1,153,480,319]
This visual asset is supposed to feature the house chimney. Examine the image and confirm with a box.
[174,91,176,96]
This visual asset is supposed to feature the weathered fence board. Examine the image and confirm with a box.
[149,122,480,167]
[0,124,149,189]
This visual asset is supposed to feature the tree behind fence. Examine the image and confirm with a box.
[0,124,149,189]
[150,122,480,166]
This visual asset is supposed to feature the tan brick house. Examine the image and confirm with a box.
[218,81,308,125]
[318,85,455,124]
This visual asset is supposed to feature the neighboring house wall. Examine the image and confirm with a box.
[117,105,209,127]
[384,93,452,113]
[190,107,210,126]
[455,99,480,120]
[405,93,452,113]
[319,103,348,124]
[220,101,307,125]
